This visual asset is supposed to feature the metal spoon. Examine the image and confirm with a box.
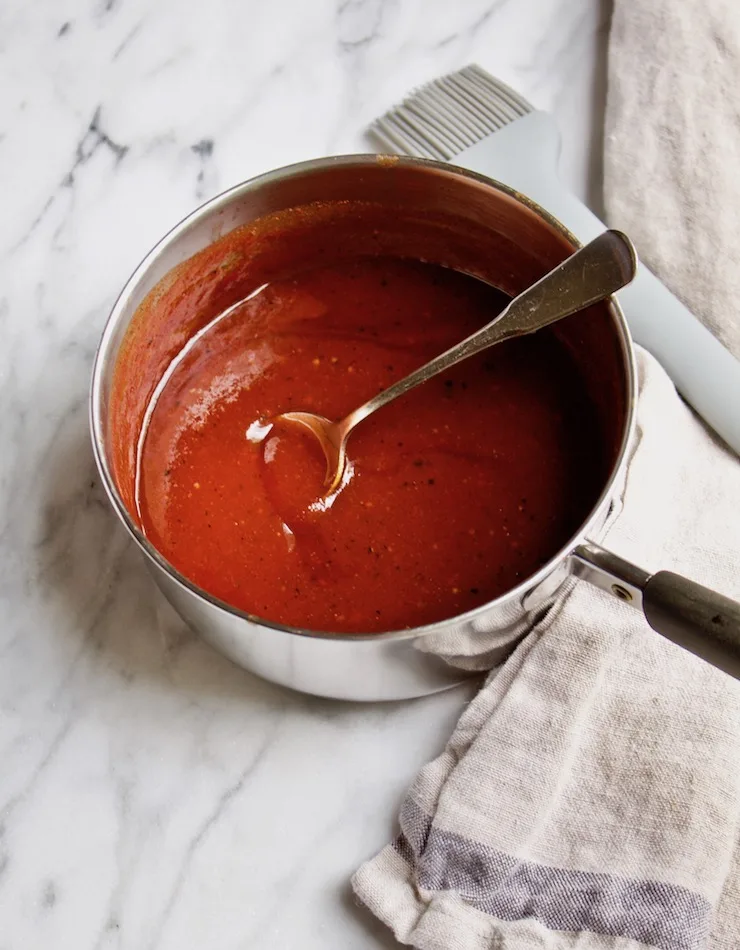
[277,230,637,495]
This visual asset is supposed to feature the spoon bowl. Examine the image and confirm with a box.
[276,411,351,496]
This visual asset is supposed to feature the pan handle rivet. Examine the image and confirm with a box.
[611,584,632,602]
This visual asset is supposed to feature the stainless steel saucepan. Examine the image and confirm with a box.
[90,156,740,700]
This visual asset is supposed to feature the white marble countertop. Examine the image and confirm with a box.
[0,1,608,946]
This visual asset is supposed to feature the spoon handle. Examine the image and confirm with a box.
[344,230,637,432]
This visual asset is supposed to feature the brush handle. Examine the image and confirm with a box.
[456,113,740,458]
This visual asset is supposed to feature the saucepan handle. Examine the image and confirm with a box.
[572,541,740,679]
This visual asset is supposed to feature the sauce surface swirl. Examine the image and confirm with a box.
[138,256,605,633]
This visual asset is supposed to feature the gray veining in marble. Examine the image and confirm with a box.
[0,0,607,945]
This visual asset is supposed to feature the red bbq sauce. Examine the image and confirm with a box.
[138,257,605,633]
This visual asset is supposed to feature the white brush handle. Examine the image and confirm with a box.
[456,112,740,457]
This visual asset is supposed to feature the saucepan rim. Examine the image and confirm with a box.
[89,153,637,644]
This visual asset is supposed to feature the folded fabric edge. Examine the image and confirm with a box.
[405,798,711,950]
[352,839,665,950]
[352,843,429,944]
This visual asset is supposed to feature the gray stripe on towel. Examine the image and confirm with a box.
[393,800,710,950]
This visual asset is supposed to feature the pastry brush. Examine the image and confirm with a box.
[370,64,740,456]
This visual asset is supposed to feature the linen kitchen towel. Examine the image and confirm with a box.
[352,2,740,947]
